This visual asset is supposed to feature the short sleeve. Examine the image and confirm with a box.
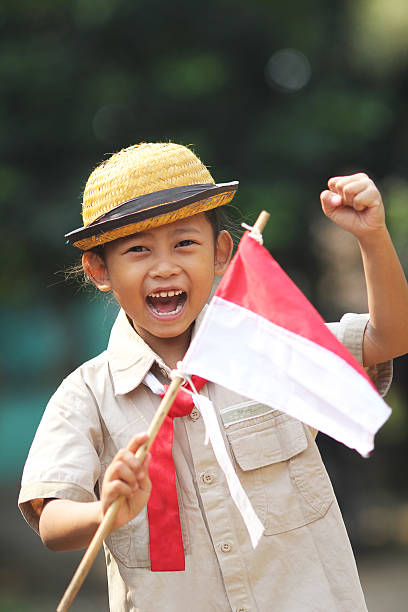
[327,312,393,397]
[18,369,104,533]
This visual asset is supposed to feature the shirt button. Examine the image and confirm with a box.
[220,542,232,553]
[190,407,200,421]
[201,472,214,484]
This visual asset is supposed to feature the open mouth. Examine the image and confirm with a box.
[146,289,187,317]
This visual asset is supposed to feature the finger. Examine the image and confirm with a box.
[108,457,139,488]
[351,191,369,212]
[119,448,151,486]
[135,453,152,490]
[328,173,369,192]
[112,445,147,475]
[328,177,367,198]
[136,477,151,499]
[327,177,372,209]
[339,182,379,211]
[127,432,149,455]
[353,186,382,210]
[103,478,135,508]
[320,190,342,209]
[341,179,372,206]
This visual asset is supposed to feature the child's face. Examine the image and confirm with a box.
[84,212,232,346]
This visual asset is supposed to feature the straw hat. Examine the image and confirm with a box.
[65,142,238,250]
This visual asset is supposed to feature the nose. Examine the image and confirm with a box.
[148,254,181,279]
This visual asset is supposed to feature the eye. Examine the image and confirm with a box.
[176,239,196,248]
[127,245,149,253]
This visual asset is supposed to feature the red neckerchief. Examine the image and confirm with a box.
[147,375,206,571]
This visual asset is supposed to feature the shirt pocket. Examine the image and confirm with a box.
[226,412,333,535]
[105,509,151,568]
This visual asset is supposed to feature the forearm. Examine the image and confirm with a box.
[359,227,408,366]
[39,499,102,551]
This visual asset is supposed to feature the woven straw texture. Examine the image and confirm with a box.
[82,142,215,226]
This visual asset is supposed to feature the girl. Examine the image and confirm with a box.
[19,142,408,611]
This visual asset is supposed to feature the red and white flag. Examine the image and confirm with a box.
[182,230,391,457]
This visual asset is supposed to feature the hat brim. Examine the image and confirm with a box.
[65,181,238,250]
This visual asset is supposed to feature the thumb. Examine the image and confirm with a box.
[320,189,342,211]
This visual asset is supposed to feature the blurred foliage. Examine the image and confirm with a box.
[1,0,408,563]
[348,0,408,76]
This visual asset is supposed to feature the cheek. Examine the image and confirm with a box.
[191,258,216,300]
[107,266,144,305]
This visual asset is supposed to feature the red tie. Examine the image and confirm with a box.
[147,375,207,571]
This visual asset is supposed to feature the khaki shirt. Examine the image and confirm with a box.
[19,309,392,612]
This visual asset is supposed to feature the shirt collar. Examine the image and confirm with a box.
[107,309,167,396]
[107,306,208,396]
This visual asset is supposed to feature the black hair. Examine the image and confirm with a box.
[205,206,241,246]
[205,208,221,242]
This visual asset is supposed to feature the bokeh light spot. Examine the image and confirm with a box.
[265,48,311,93]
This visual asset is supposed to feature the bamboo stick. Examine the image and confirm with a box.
[253,210,270,234]
[57,375,183,612]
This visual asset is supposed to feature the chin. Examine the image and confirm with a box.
[154,326,190,340]
[149,319,193,339]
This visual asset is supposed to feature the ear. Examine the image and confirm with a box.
[82,251,112,292]
[214,230,233,276]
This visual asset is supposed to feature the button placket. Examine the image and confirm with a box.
[183,394,256,612]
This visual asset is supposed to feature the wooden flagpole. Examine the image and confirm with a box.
[56,374,183,612]
[56,210,270,612]
[252,210,270,234]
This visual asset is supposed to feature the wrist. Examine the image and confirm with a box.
[95,500,105,526]
[357,226,390,252]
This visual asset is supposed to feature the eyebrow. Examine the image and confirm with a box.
[170,226,201,235]
[132,225,201,239]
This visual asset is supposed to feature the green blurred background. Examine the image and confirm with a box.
[1,0,408,609]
